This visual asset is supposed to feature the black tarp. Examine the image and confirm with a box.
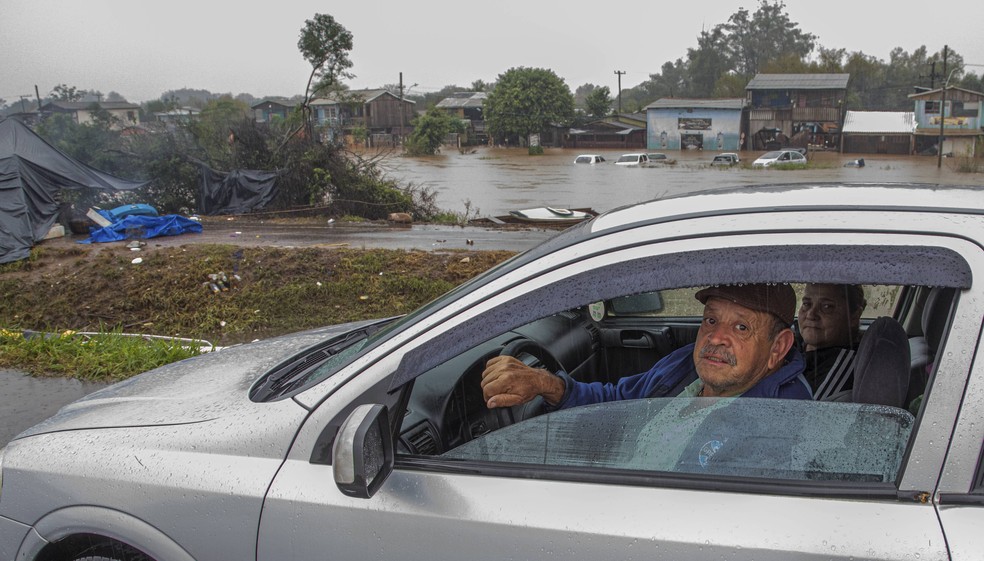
[199,166,279,215]
[0,118,148,263]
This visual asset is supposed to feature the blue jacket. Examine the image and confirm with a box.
[553,343,811,409]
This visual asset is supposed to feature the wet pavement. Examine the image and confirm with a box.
[1,369,110,447]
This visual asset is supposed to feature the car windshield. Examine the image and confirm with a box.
[575,156,592,163]
[760,151,782,159]
[442,398,913,482]
[617,155,639,163]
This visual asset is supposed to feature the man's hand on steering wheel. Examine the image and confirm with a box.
[481,354,565,409]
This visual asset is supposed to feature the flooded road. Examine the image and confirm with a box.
[379,147,982,217]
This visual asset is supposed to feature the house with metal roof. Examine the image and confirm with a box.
[745,73,848,150]
[41,101,140,129]
[310,89,415,145]
[840,111,916,154]
[908,86,983,157]
[644,99,745,151]
[565,113,647,150]
[435,92,487,145]
[250,98,300,123]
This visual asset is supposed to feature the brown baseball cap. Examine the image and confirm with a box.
[695,283,796,325]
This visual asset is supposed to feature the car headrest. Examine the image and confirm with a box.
[852,317,911,408]
[922,287,956,353]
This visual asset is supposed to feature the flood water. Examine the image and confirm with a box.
[378,147,982,217]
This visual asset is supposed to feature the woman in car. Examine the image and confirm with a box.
[798,283,866,400]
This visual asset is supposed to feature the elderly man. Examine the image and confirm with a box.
[797,283,866,400]
[482,283,811,411]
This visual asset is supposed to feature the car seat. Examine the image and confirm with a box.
[908,287,956,403]
[851,316,911,408]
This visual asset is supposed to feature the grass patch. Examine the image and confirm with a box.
[0,328,206,382]
[0,244,514,380]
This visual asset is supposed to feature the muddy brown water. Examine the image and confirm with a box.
[379,147,982,217]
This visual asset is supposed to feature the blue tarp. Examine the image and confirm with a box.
[81,214,202,244]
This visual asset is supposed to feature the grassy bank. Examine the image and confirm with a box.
[0,244,514,380]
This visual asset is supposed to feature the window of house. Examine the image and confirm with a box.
[925,101,941,114]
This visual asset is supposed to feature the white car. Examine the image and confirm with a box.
[573,154,606,164]
[2,184,984,561]
[752,149,807,167]
[614,153,649,166]
[710,152,741,166]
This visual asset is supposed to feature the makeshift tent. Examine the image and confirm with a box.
[199,166,279,215]
[0,118,148,263]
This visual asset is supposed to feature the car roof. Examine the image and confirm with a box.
[591,183,981,232]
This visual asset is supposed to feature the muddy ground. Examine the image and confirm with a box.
[2,217,527,347]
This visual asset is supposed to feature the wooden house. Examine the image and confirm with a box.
[251,98,299,123]
[311,89,415,143]
[41,101,140,129]
[566,113,647,149]
[908,86,984,157]
[745,74,848,150]
[436,92,487,144]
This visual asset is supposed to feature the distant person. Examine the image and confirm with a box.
[797,283,866,400]
[481,283,811,410]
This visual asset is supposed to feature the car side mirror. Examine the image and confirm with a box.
[332,404,394,499]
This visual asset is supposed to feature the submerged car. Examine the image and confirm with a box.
[614,153,649,166]
[752,149,806,167]
[573,154,605,164]
[3,184,984,561]
[646,152,676,164]
[710,152,741,166]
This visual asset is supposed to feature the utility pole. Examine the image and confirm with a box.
[937,46,950,169]
[614,70,626,115]
[399,72,404,145]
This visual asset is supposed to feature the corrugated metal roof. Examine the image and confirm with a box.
[842,111,915,134]
[44,101,140,110]
[644,98,745,110]
[436,92,487,109]
[746,74,850,90]
[908,86,984,100]
[312,89,413,105]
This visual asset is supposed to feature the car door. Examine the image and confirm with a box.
[256,217,976,560]
[931,286,984,560]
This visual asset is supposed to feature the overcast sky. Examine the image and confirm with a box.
[2,0,982,105]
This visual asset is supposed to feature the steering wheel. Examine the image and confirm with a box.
[493,338,565,428]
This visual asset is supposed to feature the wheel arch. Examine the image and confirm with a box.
[22,506,194,561]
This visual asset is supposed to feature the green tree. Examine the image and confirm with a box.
[405,107,464,156]
[720,1,816,77]
[843,52,885,110]
[49,84,87,102]
[686,27,732,97]
[187,97,252,168]
[297,14,354,111]
[585,86,612,118]
[484,67,575,150]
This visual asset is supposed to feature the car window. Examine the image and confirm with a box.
[441,399,913,482]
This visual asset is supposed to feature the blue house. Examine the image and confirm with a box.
[645,98,745,151]
[908,86,984,157]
